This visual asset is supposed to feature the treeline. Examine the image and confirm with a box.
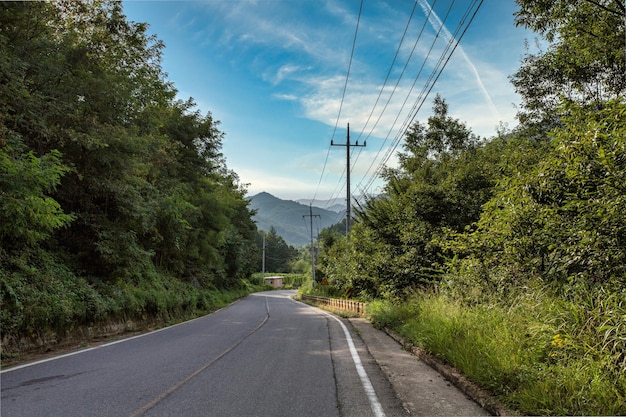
[255,227,300,273]
[0,1,260,348]
[317,0,625,414]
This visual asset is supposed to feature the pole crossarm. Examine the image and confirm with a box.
[331,123,366,240]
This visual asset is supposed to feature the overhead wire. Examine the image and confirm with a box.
[353,0,439,187]
[312,0,364,204]
[352,0,421,145]
[388,0,484,165]
[329,0,363,143]
[352,0,429,168]
[356,0,484,200]
[325,0,442,210]
[357,0,457,198]
[335,0,422,214]
[311,0,485,223]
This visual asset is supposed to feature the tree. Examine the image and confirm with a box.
[0,1,262,345]
[0,131,73,249]
[472,100,626,288]
[318,224,345,251]
[262,227,297,273]
[0,0,172,279]
[512,0,625,131]
[455,0,626,289]
[0,0,259,286]
[325,96,495,298]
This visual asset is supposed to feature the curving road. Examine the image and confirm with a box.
[1,290,407,417]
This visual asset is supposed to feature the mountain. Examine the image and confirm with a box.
[296,195,374,214]
[248,192,343,247]
[296,197,346,213]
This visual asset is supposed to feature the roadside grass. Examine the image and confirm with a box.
[368,289,626,415]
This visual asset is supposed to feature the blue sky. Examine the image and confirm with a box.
[122,0,538,203]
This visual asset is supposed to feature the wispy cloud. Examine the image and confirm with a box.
[264,64,312,85]
[293,2,517,139]
[147,0,528,199]
[198,1,353,69]
[191,0,520,139]
[273,93,298,101]
[417,0,500,121]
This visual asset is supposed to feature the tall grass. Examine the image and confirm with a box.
[368,288,626,415]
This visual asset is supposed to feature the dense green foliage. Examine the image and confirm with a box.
[256,227,299,273]
[315,0,625,414]
[321,94,496,299]
[511,0,625,132]
[0,1,259,348]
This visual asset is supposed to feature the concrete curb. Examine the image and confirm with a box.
[381,326,520,417]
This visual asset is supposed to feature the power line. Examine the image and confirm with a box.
[329,0,364,143]
[332,0,423,210]
[357,0,484,198]
[354,0,421,145]
[392,0,484,159]
[358,0,458,196]
[312,0,364,203]
[353,0,440,187]
[312,146,331,202]
[314,0,485,217]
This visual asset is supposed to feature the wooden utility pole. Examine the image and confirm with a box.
[303,204,320,286]
[261,231,266,281]
[331,123,366,240]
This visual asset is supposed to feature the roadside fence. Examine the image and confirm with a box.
[300,294,367,315]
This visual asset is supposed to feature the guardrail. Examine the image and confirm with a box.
[300,295,367,315]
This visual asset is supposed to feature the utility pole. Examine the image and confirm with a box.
[331,123,366,240]
[303,204,321,286]
[261,231,266,281]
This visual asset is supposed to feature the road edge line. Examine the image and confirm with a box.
[291,297,386,417]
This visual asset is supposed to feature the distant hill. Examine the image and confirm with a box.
[296,195,374,214]
[296,197,346,213]
[248,192,343,247]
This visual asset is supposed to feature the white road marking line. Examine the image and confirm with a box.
[1,299,242,374]
[1,323,189,374]
[293,298,387,417]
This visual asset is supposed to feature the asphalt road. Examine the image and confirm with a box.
[1,290,407,417]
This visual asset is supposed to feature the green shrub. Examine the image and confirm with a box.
[1,248,264,351]
[0,250,115,338]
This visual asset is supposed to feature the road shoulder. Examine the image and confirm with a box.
[349,318,500,416]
